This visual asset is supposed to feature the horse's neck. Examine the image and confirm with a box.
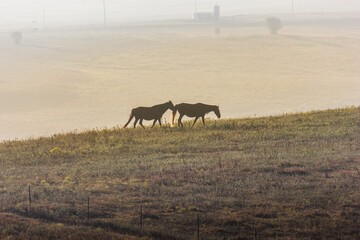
[204,105,215,113]
[158,103,170,113]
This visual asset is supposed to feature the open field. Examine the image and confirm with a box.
[1,13,360,140]
[0,107,359,239]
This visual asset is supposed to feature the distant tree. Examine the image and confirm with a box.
[11,31,23,45]
[266,17,282,35]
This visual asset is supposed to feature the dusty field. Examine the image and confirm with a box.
[0,14,359,140]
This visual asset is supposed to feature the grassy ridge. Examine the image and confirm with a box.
[1,107,359,239]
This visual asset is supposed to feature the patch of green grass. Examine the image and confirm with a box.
[1,107,359,239]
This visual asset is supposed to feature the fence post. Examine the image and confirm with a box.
[140,204,143,233]
[197,214,200,239]
[28,185,31,214]
[87,196,90,221]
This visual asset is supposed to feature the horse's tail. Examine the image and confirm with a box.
[170,108,177,127]
[122,110,135,129]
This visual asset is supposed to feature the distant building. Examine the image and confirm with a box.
[192,12,214,21]
[193,4,220,21]
[214,5,220,20]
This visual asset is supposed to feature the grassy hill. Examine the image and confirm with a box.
[0,107,359,239]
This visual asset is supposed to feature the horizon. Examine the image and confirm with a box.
[1,0,360,30]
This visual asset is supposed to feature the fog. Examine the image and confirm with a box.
[0,1,359,140]
[1,0,360,29]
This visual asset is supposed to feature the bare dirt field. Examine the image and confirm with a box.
[1,13,359,140]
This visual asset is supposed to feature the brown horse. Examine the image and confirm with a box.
[171,103,221,127]
[122,101,175,129]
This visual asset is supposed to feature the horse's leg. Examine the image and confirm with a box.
[178,114,184,127]
[201,116,205,125]
[192,117,199,127]
[158,119,162,127]
[133,118,139,128]
[171,109,177,127]
[139,119,145,129]
[151,119,157,128]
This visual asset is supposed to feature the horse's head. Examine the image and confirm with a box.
[167,100,176,111]
[214,105,221,118]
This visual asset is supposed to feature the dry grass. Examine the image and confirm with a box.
[1,106,359,239]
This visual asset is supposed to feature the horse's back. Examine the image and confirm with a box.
[176,103,193,111]
[176,103,205,117]
[132,106,163,120]
[176,103,209,110]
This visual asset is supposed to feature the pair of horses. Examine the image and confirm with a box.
[122,101,221,129]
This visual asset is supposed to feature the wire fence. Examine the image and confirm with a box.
[3,184,358,240]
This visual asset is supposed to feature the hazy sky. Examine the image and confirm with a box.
[0,0,360,28]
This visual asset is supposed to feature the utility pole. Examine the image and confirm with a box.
[103,0,107,25]
[43,8,46,28]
